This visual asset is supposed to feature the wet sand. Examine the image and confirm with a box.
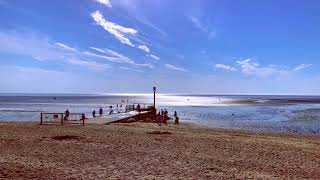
[0,121,320,179]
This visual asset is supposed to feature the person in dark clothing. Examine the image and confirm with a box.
[163,109,168,125]
[137,104,141,114]
[160,109,164,121]
[64,109,70,120]
[99,107,103,117]
[156,112,161,126]
[175,116,179,125]
[81,113,86,125]
[92,110,96,118]
[81,113,85,120]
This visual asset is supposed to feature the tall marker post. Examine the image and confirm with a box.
[153,86,156,108]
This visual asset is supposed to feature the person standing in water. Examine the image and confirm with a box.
[92,110,96,118]
[99,107,103,117]
[137,104,141,114]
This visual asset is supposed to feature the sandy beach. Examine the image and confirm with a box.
[0,121,320,179]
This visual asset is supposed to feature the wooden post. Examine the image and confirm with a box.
[40,113,43,125]
[61,113,64,125]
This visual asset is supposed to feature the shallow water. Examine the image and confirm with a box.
[1,93,320,134]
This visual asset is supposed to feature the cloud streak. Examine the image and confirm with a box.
[189,16,206,31]
[67,59,111,70]
[91,11,137,47]
[55,42,77,52]
[148,54,160,60]
[82,50,132,64]
[188,15,218,40]
[96,0,112,7]
[135,63,154,69]
[138,45,150,53]
[165,64,187,72]
[0,30,71,61]
[236,58,288,77]
[215,64,236,71]
[293,64,312,71]
[88,47,155,69]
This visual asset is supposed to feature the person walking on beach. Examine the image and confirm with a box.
[160,109,164,123]
[99,107,103,117]
[156,111,161,126]
[92,110,96,118]
[174,111,179,125]
[80,113,86,125]
[64,109,70,121]
[174,116,179,125]
[137,104,141,114]
[163,109,168,125]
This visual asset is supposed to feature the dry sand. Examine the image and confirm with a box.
[0,121,320,179]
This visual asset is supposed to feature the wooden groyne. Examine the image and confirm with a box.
[106,108,156,124]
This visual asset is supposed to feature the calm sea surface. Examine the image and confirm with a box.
[1,93,320,134]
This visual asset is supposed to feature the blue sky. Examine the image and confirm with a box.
[0,0,319,94]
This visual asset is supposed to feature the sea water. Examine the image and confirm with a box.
[1,93,320,134]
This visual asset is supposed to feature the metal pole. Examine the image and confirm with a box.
[40,113,43,125]
[153,86,156,107]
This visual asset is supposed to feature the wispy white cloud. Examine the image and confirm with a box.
[55,42,77,52]
[96,0,112,7]
[293,64,312,71]
[135,63,154,69]
[91,11,137,47]
[0,30,72,61]
[67,59,111,70]
[111,0,167,37]
[215,64,236,72]
[189,16,206,31]
[32,56,46,62]
[89,47,106,54]
[165,64,187,72]
[138,45,150,53]
[83,51,130,64]
[119,66,144,73]
[85,48,135,64]
[148,54,160,60]
[236,58,288,77]
[89,47,155,69]
[188,16,218,40]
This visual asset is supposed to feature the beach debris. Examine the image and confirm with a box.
[147,131,172,135]
[51,135,83,141]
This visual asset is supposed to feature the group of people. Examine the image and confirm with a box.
[64,109,86,121]
[156,109,179,125]
[92,107,104,118]
[64,106,180,125]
